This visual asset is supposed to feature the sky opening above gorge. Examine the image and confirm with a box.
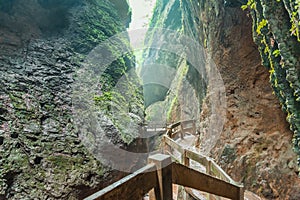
[128,0,156,64]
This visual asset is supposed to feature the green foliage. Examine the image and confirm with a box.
[94,92,112,102]
[95,63,144,143]
[167,96,178,121]
[272,49,280,57]
[256,19,268,35]
[241,0,256,10]
[142,0,206,110]
[290,0,300,42]
[70,0,123,53]
[69,0,144,144]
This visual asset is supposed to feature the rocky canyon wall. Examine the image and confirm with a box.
[145,0,300,199]
[0,0,143,199]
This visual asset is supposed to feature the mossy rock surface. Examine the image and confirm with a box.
[244,0,300,166]
[0,0,143,199]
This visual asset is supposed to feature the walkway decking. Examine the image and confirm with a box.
[85,120,265,200]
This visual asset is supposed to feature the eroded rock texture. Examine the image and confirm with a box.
[0,0,142,199]
[244,0,300,166]
[146,0,300,199]
[203,5,300,199]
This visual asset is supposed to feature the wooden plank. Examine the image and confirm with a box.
[238,187,244,200]
[185,150,242,187]
[210,163,221,178]
[164,150,181,163]
[172,163,242,200]
[162,135,170,154]
[149,186,160,200]
[85,164,157,200]
[180,123,184,139]
[180,119,195,125]
[167,121,181,129]
[210,161,241,186]
[173,184,179,200]
[185,149,209,167]
[180,120,195,132]
[167,128,172,137]
[182,127,195,134]
[171,130,182,139]
[185,187,207,200]
[192,122,196,135]
[166,120,195,135]
[163,135,184,154]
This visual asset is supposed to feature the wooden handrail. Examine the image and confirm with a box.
[172,163,243,200]
[179,119,195,125]
[84,164,157,200]
[167,119,195,129]
[163,135,185,154]
[162,135,242,187]
[85,119,243,200]
[185,148,241,186]
[167,121,181,129]
[162,120,243,199]
[85,154,243,200]
[166,119,196,138]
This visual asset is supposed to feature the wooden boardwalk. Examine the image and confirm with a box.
[84,119,264,200]
[162,120,264,200]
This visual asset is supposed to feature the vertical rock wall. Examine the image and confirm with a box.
[244,0,300,166]
[204,5,300,199]
[197,1,300,198]
[141,0,207,124]
[146,0,300,198]
[0,0,143,199]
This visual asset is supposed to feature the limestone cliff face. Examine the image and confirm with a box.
[244,0,300,166]
[200,2,300,198]
[146,0,300,199]
[141,0,209,124]
[0,0,143,199]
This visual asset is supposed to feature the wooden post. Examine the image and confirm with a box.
[206,159,212,200]
[182,150,189,200]
[161,136,165,154]
[237,186,244,200]
[182,149,190,167]
[149,187,160,200]
[148,154,173,200]
[192,120,196,134]
[162,136,171,155]
[180,123,184,139]
[167,127,172,138]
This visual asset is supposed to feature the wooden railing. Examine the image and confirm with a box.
[85,163,158,200]
[166,119,196,139]
[84,120,244,200]
[163,136,241,184]
[84,154,243,200]
[162,120,244,200]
